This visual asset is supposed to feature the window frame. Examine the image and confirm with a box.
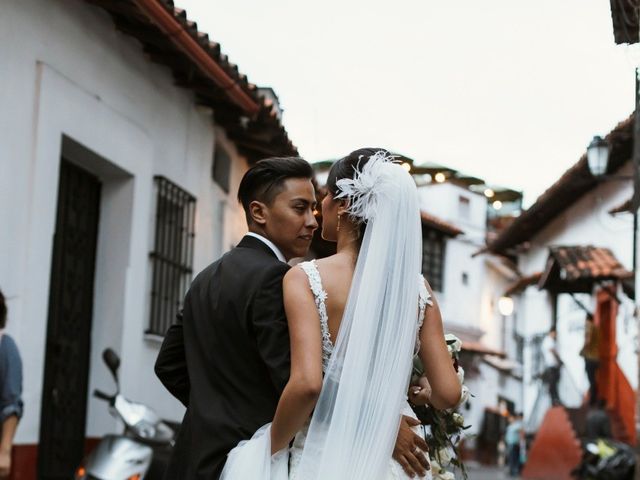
[421,226,446,293]
[148,176,196,336]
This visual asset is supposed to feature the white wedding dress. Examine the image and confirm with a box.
[288,260,433,480]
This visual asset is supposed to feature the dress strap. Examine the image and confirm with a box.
[415,275,433,355]
[417,274,432,328]
[298,260,333,370]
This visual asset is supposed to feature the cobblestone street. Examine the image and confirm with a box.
[462,462,520,480]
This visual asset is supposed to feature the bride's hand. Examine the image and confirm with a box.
[408,376,432,406]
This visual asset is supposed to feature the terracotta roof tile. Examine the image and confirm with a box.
[609,197,633,215]
[539,246,632,293]
[85,0,297,162]
[504,272,542,296]
[461,340,506,358]
[610,0,639,44]
[420,211,463,237]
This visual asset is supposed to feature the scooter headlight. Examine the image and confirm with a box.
[74,466,87,479]
[132,420,155,439]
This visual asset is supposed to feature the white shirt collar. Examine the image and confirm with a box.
[246,232,287,263]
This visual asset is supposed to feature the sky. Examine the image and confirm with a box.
[177,0,637,207]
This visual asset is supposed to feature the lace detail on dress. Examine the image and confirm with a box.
[415,275,433,354]
[299,260,334,372]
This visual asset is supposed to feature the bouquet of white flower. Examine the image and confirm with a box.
[411,334,471,480]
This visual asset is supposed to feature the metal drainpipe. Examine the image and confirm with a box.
[132,0,261,116]
[632,66,640,479]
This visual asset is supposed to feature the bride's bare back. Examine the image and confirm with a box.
[312,253,354,343]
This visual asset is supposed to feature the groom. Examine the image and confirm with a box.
[155,157,429,479]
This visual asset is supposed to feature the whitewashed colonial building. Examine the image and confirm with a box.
[485,116,637,472]
[415,176,524,461]
[0,0,296,476]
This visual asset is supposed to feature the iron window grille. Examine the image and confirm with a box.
[422,228,445,293]
[148,176,196,336]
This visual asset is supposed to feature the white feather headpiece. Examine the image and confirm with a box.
[334,150,399,222]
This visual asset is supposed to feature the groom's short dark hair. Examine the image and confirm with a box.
[237,156,313,223]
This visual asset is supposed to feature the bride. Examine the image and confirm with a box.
[221,148,462,480]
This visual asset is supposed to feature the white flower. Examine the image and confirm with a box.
[436,447,453,466]
[444,334,462,354]
[431,460,455,480]
[436,471,455,480]
[452,412,465,427]
[456,366,465,384]
[458,385,470,406]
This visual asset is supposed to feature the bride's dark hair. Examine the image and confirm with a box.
[326,147,390,241]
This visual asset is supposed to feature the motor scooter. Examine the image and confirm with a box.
[74,348,175,480]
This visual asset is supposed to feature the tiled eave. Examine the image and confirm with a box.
[487,115,633,255]
[85,0,297,163]
[539,245,632,294]
[420,211,463,237]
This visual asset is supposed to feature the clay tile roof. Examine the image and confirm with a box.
[85,0,297,163]
[539,245,632,293]
[610,0,640,44]
[420,211,463,237]
[487,115,634,255]
[609,197,633,215]
[504,272,543,296]
[461,340,506,358]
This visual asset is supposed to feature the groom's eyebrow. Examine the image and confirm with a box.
[291,198,317,208]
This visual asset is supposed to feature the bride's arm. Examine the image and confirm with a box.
[417,280,462,410]
[270,267,324,454]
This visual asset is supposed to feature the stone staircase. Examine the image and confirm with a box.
[521,406,583,480]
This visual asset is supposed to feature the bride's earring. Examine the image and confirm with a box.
[337,214,342,232]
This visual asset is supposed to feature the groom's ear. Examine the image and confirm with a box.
[249,200,268,225]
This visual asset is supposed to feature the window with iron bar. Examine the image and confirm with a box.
[148,176,196,336]
[422,227,445,293]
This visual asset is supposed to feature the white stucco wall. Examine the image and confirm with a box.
[418,183,487,238]
[0,0,250,444]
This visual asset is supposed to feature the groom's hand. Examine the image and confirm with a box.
[393,415,429,478]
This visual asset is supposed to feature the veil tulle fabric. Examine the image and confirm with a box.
[220,151,423,480]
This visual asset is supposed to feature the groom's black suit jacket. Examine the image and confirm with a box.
[155,235,291,479]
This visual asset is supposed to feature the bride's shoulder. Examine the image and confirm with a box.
[284,264,310,281]
[284,260,321,283]
[283,266,316,300]
[419,276,436,307]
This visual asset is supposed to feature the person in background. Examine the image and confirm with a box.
[495,399,511,469]
[505,412,524,477]
[585,399,612,440]
[580,315,600,406]
[0,289,23,479]
[541,328,562,406]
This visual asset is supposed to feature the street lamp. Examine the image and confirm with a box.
[498,296,514,316]
[586,135,610,177]
[585,135,636,272]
